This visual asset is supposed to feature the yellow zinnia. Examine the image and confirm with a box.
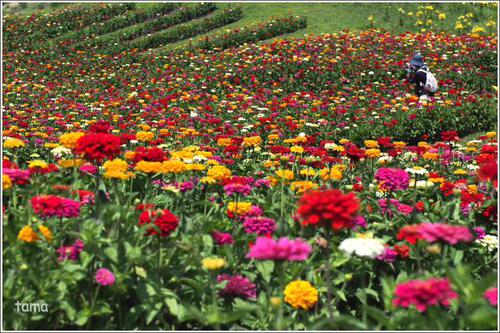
[136,131,155,142]
[59,132,84,149]
[3,174,13,190]
[207,165,231,181]
[364,140,379,149]
[103,158,132,180]
[18,226,39,243]
[161,160,186,174]
[284,280,318,310]
[3,138,25,149]
[366,149,381,158]
[134,161,162,174]
[201,257,225,270]
[227,202,252,215]
[38,225,53,242]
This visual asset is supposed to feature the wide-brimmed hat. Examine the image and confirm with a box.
[410,53,424,67]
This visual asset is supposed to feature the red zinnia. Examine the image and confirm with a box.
[296,189,360,231]
[393,244,410,258]
[75,133,122,163]
[133,147,167,162]
[478,161,497,187]
[397,225,423,245]
[138,209,179,237]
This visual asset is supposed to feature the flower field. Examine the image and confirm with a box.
[2,2,498,331]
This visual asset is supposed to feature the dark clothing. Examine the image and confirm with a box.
[408,67,434,97]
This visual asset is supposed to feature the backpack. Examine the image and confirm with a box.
[417,68,438,92]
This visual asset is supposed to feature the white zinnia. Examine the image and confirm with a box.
[339,238,385,259]
[51,146,72,158]
[476,235,498,250]
[405,167,429,176]
[409,180,435,189]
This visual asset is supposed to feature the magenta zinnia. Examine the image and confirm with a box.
[217,274,257,300]
[375,168,410,191]
[246,237,311,261]
[393,278,458,312]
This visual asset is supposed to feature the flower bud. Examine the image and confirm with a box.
[270,297,281,307]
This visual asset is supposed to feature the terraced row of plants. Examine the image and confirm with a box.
[47,3,178,48]
[4,3,309,56]
[73,3,219,52]
[3,3,134,50]
[187,16,308,51]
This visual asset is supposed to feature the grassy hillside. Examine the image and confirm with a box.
[139,2,497,51]
[3,2,497,53]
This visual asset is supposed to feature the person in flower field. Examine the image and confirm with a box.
[405,53,438,98]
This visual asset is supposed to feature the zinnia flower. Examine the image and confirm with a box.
[31,195,81,219]
[202,257,226,270]
[246,237,311,261]
[484,287,498,306]
[339,237,385,258]
[375,168,410,191]
[242,216,277,235]
[418,223,473,245]
[393,278,458,312]
[295,189,360,231]
[217,274,257,300]
[18,226,39,243]
[75,133,121,163]
[138,209,179,237]
[284,280,318,310]
[57,240,84,262]
[377,247,398,263]
[211,231,234,245]
[95,268,116,286]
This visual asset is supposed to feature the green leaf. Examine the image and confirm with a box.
[331,256,349,268]
[60,301,76,321]
[134,266,147,279]
[165,298,178,316]
[254,261,274,283]
[74,309,91,326]
[364,305,389,327]
[337,289,347,302]
[202,234,214,252]
[145,302,163,325]
[104,247,118,264]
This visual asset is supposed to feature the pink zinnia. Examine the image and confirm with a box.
[418,223,473,245]
[217,274,257,300]
[243,216,277,235]
[95,268,116,286]
[223,183,253,196]
[2,168,30,185]
[378,199,413,216]
[80,163,98,175]
[393,278,458,312]
[375,168,410,191]
[211,231,234,245]
[57,240,84,262]
[246,237,311,261]
[484,288,498,307]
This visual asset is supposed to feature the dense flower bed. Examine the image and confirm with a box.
[1,12,498,331]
